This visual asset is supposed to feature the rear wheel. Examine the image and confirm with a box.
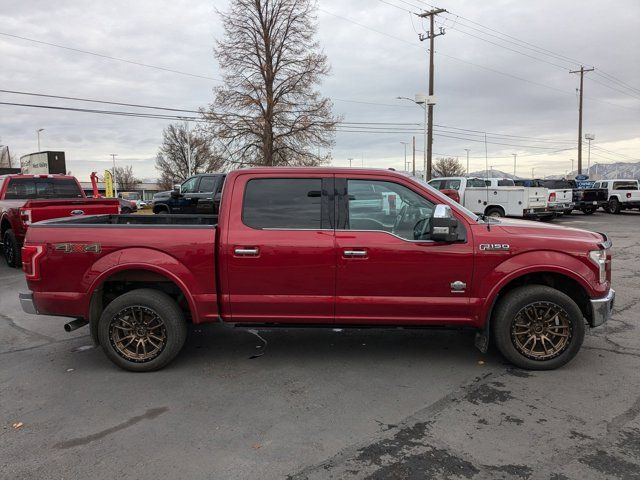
[608,198,621,214]
[485,207,505,218]
[2,229,21,268]
[492,285,585,370]
[98,289,187,372]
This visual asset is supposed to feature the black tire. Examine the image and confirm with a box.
[97,288,187,372]
[582,207,596,215]
[2,229,21,268]
[492,285,585,370]
[485,207,505,218]
[563,209,573,215]
[608,198,621,214]
[153,205,169,215]
[539,215,554,222]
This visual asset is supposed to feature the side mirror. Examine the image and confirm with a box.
[170,188,181,199]
[430,204,459,242]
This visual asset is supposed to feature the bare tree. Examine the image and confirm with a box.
[113,165,141,191]
[155,123,224,189]
[205,0,338,167]
[433,157,466,177]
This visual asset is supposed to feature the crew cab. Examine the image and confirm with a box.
[592,179,640,214]
[0,174,119,267]
[20,168,614,372]
[152,173,225,214]
[429,176,552,219]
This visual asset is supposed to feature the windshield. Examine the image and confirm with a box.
[120,192,141,200]
[411,176,480,222]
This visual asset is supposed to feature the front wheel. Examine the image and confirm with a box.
[97,288,187,372]
[492,285,585,370]
[3,229,21,268]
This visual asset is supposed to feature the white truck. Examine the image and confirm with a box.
[429,176,552,219]
[514,179,575,215]
[592,179,640,214]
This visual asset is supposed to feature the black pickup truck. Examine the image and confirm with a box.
[152,173,225,215]
[566,180,608,214]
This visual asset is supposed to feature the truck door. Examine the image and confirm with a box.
[223,174,335,323]
[172,176,200,214]
[195,175,218,214]
[334,175,474,325]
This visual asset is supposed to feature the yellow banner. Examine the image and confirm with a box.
[104,170,114,198]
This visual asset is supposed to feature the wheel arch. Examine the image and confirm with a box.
[87,264,197,346]
[484,205,505,216]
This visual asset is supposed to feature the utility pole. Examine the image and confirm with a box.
[412,136,416,176]
[512,153,517,177]
[400,142,409,171]
[110,153,118,197]
[570,66,594,174]
[417,7,446,181]
[184,120,192,177]
[36,128,44,151]
[464,149,470,175]
[348,157,353,168]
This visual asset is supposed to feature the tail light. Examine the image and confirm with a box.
[548,192,556,202]
[22,244,45,280]
[627,192,632,199]
[19,208,32,226]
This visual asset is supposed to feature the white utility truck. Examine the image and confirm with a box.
[429,176,552,219]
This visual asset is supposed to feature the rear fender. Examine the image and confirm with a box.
[85,247,199,323]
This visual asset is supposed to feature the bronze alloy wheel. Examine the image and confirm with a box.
[109,306,167,363]
[511,301,572,361]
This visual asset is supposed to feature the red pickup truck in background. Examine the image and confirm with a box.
[19,168,614,372]
[1,174,120,267]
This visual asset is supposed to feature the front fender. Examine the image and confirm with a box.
[478,250,602,325]
[84,247,199,322]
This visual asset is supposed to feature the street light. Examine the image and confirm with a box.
[400,141,409,171]
[570,158,574,174]
[585,133,595,175]
[512,153,517,177]
[36,128,44,151]
[396,95,429,180]
[348,157,354,168]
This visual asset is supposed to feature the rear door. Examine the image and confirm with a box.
[224,173,336,323]
[334,174,474,325]
[195,175,219,214]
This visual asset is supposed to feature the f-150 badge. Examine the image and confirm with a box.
[479,244,510,251]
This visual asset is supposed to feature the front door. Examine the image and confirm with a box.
[173,176,200,214]
[334,175,474,325]
[224,174,335,323]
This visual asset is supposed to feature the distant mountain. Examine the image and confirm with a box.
[467,169,518,179]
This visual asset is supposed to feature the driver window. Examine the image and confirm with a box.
[347,179,435,241]
[181,177,199,194]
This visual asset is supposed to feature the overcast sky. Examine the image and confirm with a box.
[1,0,638,181]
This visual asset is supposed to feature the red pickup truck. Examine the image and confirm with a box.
[19,168,614,372]
[1,174,120,267]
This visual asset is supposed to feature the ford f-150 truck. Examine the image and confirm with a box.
[1,174,120,267]
[19,168,614,372]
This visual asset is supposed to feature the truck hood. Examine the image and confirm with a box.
[494,217,604,243]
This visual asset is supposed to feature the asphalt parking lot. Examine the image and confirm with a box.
[1,211,639,480]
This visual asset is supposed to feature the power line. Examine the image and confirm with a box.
[0,31,222,82]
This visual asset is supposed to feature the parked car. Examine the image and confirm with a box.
[0,174,120,267]
[20,167,613,372]
[152,173,225,214]
[514,179,574,216]
[429,176,552,219]
[567,180,608,215]
[118,198,138,214]
[118,192,146,209]
[592,179,640,214]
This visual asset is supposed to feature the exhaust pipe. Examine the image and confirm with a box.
[64,319,89,332]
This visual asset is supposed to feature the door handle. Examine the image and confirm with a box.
[234,247,259,256]
[343,249,368,257]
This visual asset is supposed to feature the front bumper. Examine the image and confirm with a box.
[19,292,38,315]
[590,288,615,327]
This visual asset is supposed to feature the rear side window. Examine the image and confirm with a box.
[613,181,638,190]
[497,179,515,186]
[243,178,322,229]
[428,180,442,190]
[4,178,83,199]
[442,179,461,190]
[198,176,217,193]
[467,179,487,187]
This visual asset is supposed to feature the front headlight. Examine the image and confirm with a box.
[589,249,607,283]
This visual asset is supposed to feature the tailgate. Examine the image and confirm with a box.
[24,199,120,224]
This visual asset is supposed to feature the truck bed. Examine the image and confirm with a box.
[36,214,218,227]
